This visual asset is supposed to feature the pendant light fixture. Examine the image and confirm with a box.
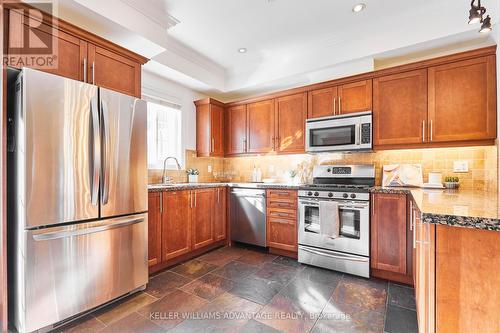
[468,0,493,33]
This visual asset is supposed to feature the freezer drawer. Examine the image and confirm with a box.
[12,214,148,333]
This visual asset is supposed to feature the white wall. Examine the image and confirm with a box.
[142,69,205,161]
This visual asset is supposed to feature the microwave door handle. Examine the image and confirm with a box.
[355,123,360,145]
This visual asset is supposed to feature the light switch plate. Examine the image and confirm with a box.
[453,160,469,173]
[208,165,212,173]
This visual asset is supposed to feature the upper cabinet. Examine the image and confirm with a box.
[308,80,372,119]
[226,105,247,155]
[247,100,276,154]
[4,5,147,97]
[338,80,373,114]
[428,56,497,143]
[275,93,307,154]
[87,44,141,97]
[195,98,225,157]
[373,69,428,147]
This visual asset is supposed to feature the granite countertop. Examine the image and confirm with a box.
[148,182,301,192]
[370,186,500,231]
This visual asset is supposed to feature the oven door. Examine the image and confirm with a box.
[305,113,372,152]
[298,198,369,256]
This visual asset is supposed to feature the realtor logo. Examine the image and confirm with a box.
[3,0,59,69]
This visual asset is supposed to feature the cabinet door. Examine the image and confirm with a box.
[147,192,162,267]
[213,187,227,241]
[192,188,215,250]
[6,8,87,81]
[162,191,191,261]
[211,104,225,156]
[267,218,297,252]
[247,100,275,153]
[226,105,247,155]
[196,103,211,157]
[275,93,307,154]
[307,86,338,119]
[87,43,141,97]
[371,193,408,274]
[373,70,428,147]
[338,80,372,114]
[428,56,497,143]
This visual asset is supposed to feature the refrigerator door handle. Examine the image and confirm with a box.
[89,96,100,206]
[100,99,110,205]
[32,217,144,241]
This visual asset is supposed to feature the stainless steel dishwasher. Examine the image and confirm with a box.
[230,188,267,247]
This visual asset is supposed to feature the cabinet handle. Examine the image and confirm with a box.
[243,138,247,152]
[159,192,163,213]
[190,191,193,209]
[409,201,413,231]
[338,96,342,114]
[272,212,292,218]
[272,137,275,150]
[333,97,336,115]
[271,219,294,225]
[91,61,95,84]
[422,121,425,142]
[217,188,220,203]
[430,120,433,142]
[371,195,375,215]
[211,138,214,153]
[413,210,417,249]
[83,58,87,82]
[195,191,197,207]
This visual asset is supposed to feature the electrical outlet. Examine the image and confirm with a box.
[208,165,212,173]
[453,161,469,173]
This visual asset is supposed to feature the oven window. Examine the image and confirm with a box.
[339,208,361,239]
[303,205,320,234]
[309,125,355,147]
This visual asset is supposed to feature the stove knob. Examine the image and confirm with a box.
[327,168,331,173]
[343,193,349,199]
[328,192,333,198]
[314,192,319,197]
[350,193,357,199]
[307,191,313,196]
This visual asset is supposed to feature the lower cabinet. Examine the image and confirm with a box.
[266,190,298,256]
[370,193,414,285]
[161,190,192,261]
[148,187,227,272]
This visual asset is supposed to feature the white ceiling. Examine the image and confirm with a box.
[58,0,499,101]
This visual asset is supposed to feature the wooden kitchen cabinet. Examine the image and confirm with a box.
[338,79,372,114]
[192,188,215,250]
[214,187,227,241]
[266,190,298,256]
[161,190,192,261]
[87,43,141,97]
[3,5,147,97]
[435,226,499,333]
[414,210,435,333]
[195,98,225,157]
[275,93,307,154]
[373,70,428,147]
[149,187,227,273]
[428,56,497,143]
[147,192,162,267]
[247,100,275,154]
[307,86,338,119]
[226,105,247,155]
[307,80,372,119]
[371,193,413,284]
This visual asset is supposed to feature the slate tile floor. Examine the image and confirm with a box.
[55,245,418,333]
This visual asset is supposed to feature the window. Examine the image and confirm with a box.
[147,101,182,169]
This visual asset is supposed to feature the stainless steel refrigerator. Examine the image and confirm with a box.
[7,68,148,333]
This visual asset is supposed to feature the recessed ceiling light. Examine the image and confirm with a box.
[352,3,366,13]
[238,48,247,53]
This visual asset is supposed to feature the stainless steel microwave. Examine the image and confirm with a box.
[306,111,372,153]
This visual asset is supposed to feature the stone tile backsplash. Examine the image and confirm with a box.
[149,146,498,192]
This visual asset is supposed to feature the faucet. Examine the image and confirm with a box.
[162,156,182,184]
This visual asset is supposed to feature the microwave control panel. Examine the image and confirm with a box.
[361,123,371,144]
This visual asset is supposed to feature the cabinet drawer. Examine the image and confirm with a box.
[267,189,297,199]
[267,198,297,209]
[267,208,296,220]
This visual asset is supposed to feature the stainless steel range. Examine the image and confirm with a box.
[298,164,375,278]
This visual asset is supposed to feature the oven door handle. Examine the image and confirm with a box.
[300,247,369,262]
